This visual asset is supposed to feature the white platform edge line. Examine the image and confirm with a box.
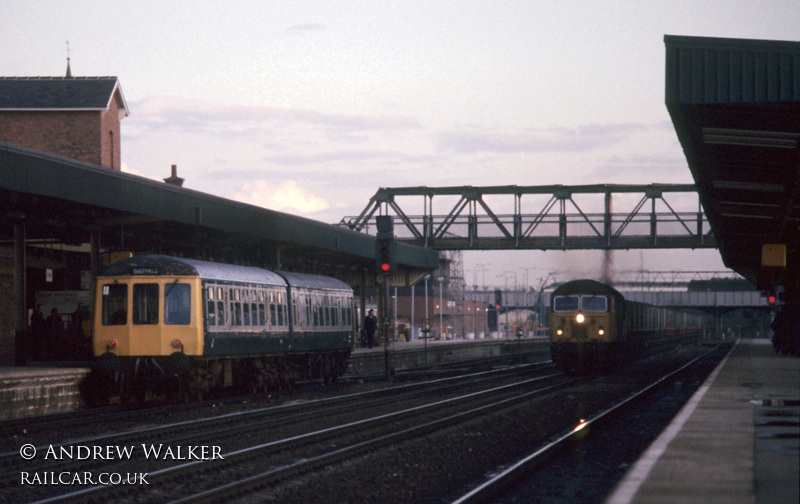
[604,340,738,504]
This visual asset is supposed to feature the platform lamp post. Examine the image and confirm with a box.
[423,275,430,363]
[474,263,490,338]
[437,276,445,340]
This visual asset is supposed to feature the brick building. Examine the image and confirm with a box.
[0,69,128,362]
[0,73,129,169]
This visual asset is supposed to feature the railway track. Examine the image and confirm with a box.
[451,343,731,503]
[5,344,725,503]
[2,361,556,503]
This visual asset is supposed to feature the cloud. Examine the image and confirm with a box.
[233,180,330,214]
[437,123,648,154]
[129,96,422,135]
[286,23,326,33]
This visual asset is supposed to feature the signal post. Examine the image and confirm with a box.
[375,216,396,381]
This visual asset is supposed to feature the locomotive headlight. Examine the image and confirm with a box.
[598,326,605,336]
[576,313,585,324]
[556,327,563,336]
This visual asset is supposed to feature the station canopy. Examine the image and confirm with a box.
[0,142,438,286]
[665,35,800,286]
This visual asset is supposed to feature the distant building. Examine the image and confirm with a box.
[0,65,129,170]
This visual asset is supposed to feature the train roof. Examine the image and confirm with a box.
[552,279,624,300]
[98,255,353,292]
[275,271,352,292]
[99,255,287,286]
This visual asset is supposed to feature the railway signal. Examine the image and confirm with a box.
[375,216,396,274]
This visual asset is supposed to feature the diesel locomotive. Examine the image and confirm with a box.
[91,255,355,403]
[550,279,704,374]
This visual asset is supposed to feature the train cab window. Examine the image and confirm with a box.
[133,284,159,325]
[553,295,580,312]
[101,284,128,325]
[581,295,607,312]
[165,283,191,325]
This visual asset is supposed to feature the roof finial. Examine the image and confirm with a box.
[65,41,72,78]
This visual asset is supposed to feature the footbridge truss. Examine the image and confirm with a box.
[340,184,716,250]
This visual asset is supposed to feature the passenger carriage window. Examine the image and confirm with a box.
[165,283,191,325]
[206,287,216,326]
[277,304,284,326]
[581,296,607,312]
[101,283,128,325]
[258,296,266,326]
[217,299,225,328]
[553,295,580,312]
[251,290,259,327]
[231,288,242,326]
[133,283,159,325]
[243,302,250,326]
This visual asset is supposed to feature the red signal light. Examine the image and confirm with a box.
[768,295,776,304]
[496,304,501,310]
[381,263,391,272]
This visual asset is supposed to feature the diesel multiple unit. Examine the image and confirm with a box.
[92,255,354,403]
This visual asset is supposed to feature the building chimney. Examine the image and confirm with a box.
[164,164,185,187]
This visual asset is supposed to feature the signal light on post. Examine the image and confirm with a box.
[375,215,396,274]
[375,237,396,274]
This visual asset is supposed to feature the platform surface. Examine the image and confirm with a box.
[606,339,800,504]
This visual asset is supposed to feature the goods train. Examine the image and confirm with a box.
[550,279,704,374]
[90,255,355,404]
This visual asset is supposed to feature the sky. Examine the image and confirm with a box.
[3,0,799,290]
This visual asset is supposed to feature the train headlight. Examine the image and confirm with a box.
[556,328,563,336]
[598,326,605,336]
[576,313,585,324]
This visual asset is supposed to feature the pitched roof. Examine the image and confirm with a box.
[0,76,129,116]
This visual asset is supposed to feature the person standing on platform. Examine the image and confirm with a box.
[364,309,377,349]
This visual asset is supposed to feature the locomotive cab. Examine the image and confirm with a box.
[95,276,203,358]
[550,280,621,374]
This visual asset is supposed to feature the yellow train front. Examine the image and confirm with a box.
[91,255,354,404]
[550,279,623,374]
[550,279,704,374]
